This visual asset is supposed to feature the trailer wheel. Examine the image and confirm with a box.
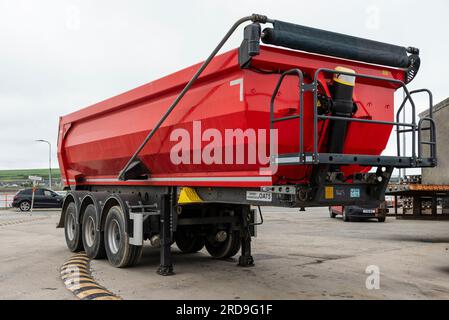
[82,204,106,259]
[175,227,205,253]
[64,202,83,252]
[205,231,241,259]
[104,206,142,268]
[329,207,337,219]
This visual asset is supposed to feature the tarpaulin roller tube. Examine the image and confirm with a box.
[262,20,411,68]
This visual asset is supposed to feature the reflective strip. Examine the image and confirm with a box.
[85,176,272,183]
[66,176,272,185]
[274,157,301,164]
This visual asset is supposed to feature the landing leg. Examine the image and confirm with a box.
[238,229,254,267]
[157,193,174,276]
[238,206,254,267]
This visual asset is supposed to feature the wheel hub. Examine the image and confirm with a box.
[85,216,95,247]
[108,219,121,254]
[215,231,228,243]
[67,214,75,240]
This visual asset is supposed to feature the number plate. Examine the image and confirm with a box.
[246,191,272,202]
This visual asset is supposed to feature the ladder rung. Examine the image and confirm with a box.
[272,115,301,123]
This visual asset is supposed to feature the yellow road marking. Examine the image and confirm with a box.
[77,288,112,299]
[62,261,88,269]
[94,296,121,300]
[67,282,104,291]
[61,269,90,276]
[61,253,121,300]
[64,277,95,286]
[61,271,91,280]
[64,258,89,264]
[61,263,89,271]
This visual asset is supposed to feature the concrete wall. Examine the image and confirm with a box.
[421,98,449,185]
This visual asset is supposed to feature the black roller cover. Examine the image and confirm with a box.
[262,21,410,68]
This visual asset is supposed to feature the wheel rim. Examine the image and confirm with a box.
[85,216,96,247]
[20,202,30,211]
[67,213,76,240]
[107,219,121,254]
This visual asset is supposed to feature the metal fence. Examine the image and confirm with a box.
[0,194,15,209]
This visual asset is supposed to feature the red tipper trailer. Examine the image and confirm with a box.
[57,14,437,275]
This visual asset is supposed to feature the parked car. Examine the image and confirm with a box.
[329,205,387,223]
[12,188,64,212]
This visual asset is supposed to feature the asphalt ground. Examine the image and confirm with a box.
[1,207,449,300]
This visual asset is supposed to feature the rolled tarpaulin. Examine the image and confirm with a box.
[262,20,410,68]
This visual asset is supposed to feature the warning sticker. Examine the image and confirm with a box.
[325,187,334,200]
[350,188,361,198]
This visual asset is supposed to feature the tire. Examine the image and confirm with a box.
[19,201,31,212]
[175,227,205,253]
[378,217,386,223]
[104,206,142,268]
[329,207,337,219]
[342,208,350,222]
[205,230,241,259]
[64,202,83,252]
[82,204,106,259]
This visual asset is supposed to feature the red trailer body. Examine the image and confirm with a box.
[58,46,402,189]
[56,15,437,274]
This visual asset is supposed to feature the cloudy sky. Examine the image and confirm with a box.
[1,0,448,170]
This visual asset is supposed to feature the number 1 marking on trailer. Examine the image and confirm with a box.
[230,78,244,102]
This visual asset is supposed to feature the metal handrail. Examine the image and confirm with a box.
[409,89,436,162]
[270,69,305,162]
[117,14,273,180]
[418,117,437,161]
[311,68,422,165]
[410,89,433,118]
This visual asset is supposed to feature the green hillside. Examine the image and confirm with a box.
[0,169,61,182]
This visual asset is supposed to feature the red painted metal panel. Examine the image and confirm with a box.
[58,46,403,188]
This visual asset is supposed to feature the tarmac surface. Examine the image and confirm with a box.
[1,207,449,300]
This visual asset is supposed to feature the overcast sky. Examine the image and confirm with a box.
[1,0,448,170]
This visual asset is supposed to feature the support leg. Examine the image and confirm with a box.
[157,193,174,276]
[238,206,254,267]
[413,196,421,217]
[431,196,438,216]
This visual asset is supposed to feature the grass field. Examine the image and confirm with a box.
[0,169,61,182]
